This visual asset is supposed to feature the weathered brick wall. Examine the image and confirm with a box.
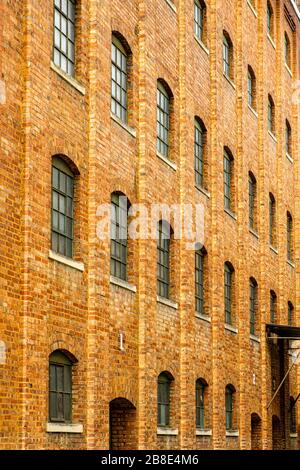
[0,0,299,450]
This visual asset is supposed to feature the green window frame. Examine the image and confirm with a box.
[194,0,206,43]
[287,212,293,262]
[269,193,275,246]
[195,249,205,315]
[224,149,233,211]
[111,36,128,123]
[158,373,171,427]
[224,263,233,325]
[268,95,275,134]
[249,173,256,230]
[49,351,72,423]
[196,380,206,429]
[225,386,234,431]
[52,157,74,258]
[195,120,206,188]
[250,279,257,335]
[157,221,171,299]
[53,0,76,76]
[157,82,171,158]
[110,193,128,281]
[270,290,277,323]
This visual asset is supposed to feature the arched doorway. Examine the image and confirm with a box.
[272,415,282,450]
[109,397,137,450]
[251,413,262,450]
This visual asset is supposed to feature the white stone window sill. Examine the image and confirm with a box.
[269,245,278,255]
[267,34,276,50]
[250,334,261,343]
[287,260,295,269]
[157,296,178,310]
[290,433,298,438]
[50,62,85,95]
[268,130,277,143]
[285,63,293,77]
[226,430,239,437]
[194,35,209,55]
[49,250,84,272]
[164,0,177,13]
[286,153,293,163]
[224,208,237,221]
[196,312,211,323]
[46,423,83,434]
[225,323,238,334]
[110,113,136,138]
[223,73,236,90]
[248,104,258,118]
[249,228,259,239]
[196,429,212,436]
[110,275,137,293]
[157,427,178,436]
[157,152,177,171]
[195,184,210,199]
[247,0,258,17]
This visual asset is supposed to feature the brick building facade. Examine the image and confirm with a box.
[0,0,300,450]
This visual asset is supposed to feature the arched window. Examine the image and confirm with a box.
[194,0,207,44]
[267,1,274,39]
[269,193,276,246]
[268,94,275,134]
[53,0,76,76]
[49,350,76,423]
[111,34,131,123]
[225,385,235,431]
[287,211,293,262]
[196,379,208,429]
[248,66,256,110]
[194,118,207,189]
[223,31,233,79]
[158,372,173,427]
[157,80,172,158]
[110,192,129,281]
[52,156,75,258]
[195,247,207,315]
[288,301,294,326]
[250,277,258,336]
[224,262,234,326]
[224,148,234,211]
[157,221,172,299]
[249,172,257,230]
[286,119,292,156]
[284,32,291,69]
[270,290,277,323]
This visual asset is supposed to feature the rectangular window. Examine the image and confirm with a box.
[157,222,171,299]
[53,0,76,76]
[194,1,204,41]
[158,381,170,427]
[111,37,128,123]
[249,176,256,229]
[225,390,233,430]
[196,383,205,429]
[224,266,232,325]
[223,38,230,77]
[250,282,256,335]
[224,151,232,210]
[157,84,170,158]
[49,363,72,423]
[195,251,204,314]
[287,215,293,262]
[269,196,275,246]
[270,292,277,323]
[195,123,205,187]
[52,163,74,258]
[110,194,128,281]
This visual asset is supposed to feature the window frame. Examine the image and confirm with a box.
[51,157,74,259]
[286,120,292,156]
[157,81,171,158]
[284,32,291,69]
[224,149,233,211]
[249,278,257,336]
[224,263,233,325]
[249,172,257,230]
[111,35,129,123]
[270,290,277,324]
[225,385,234,431]
[196,379,206,429]
[49,351,73,424]
[110,193,129,281]
[157,373,172,427]
[269,193,276,246]
[53,0,76,77]
[195,248,206,315]
[287,212,293,262]
[268,95,275,135]
[194,0,206,44]
[194,119,206,188]
[157,221,171,299]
